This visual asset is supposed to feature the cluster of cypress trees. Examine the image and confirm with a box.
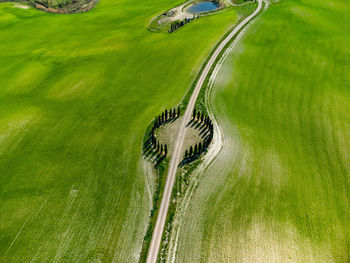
[168,15,196,33]
[192,108,213,127]
[152,106,180,129]
[145,106,181,158]
[182,108,214,162]
[149,132,168,156]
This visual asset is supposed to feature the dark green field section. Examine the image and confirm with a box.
[175,0,350,262]
[0,0,240,261]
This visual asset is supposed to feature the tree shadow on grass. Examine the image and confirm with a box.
[154,155,166,167]
[186,119,194,127]
[179,153,202,167]
[143,143,153,154]
[199,127,209,137]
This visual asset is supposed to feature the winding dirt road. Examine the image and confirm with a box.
[146,1,263,262]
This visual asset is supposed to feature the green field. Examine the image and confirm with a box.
[175,0,350,262]
[0,0,243,261]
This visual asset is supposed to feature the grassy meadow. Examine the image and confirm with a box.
[0,0,241,261]
[175,0,350,262]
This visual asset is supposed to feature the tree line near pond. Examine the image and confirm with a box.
[168,15,196,33]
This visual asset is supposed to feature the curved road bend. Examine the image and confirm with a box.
[146,0,263,262]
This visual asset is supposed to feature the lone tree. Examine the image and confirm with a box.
[152,136,156,147]
[208,133,213,143]
[203,139,207,149]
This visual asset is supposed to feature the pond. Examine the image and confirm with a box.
[187,1,220,13]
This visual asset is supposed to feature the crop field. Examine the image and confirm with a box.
[0,0,243,261]
[175,0,350,262]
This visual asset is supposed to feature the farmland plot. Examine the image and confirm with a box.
[175,0,350,262]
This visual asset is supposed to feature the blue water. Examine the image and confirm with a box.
[187,1,219,13]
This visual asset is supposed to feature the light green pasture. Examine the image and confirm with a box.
[176,0,350,262]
